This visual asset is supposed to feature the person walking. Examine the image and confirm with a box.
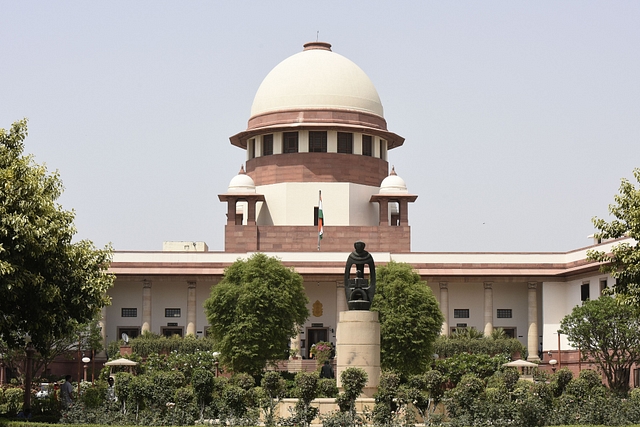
[60,375,73,408]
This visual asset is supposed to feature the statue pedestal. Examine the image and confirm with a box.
[336,310,381,398]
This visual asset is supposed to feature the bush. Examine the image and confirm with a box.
[80,381,107,409]
[435,353,508,386]
[434,333,526,359]
[317,378,339,398]
[290,371,319,427]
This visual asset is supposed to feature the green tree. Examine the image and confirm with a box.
[560,296,640,395]
[587,168,640,304]
[371,261,444,377]
[0,119,114,353]
[204,253,309,375]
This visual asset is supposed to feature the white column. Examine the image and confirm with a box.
[186,281,197,336]
[142,280,152,333]
[98,307,107,357]
[439,283,449,336]
[527,282,540,361]
[290,333,301,359]
[484,282,493,336]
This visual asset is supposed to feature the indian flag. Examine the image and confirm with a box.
[318,191,324,241]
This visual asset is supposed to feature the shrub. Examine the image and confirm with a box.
[80,381,107,409]
[435,353,508,386]
[291,371,319,427]
[317,378,339,398]
[443,373,484,426]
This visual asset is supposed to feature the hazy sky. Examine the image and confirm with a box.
[2,1,639,253]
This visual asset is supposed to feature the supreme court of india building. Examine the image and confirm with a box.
[103,41,629,370]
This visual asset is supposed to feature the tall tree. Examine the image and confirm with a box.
[560,296,640,395]
[371,261,444,377]
[204,253,309,375]
[587,168,640,305]
[0,119,114,353]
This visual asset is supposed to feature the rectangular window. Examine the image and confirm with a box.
[161,327,184,338]
[308,131,327,152]
[600,279,608,295]
[337,132,353,154]
[121,308,137,317]
[263,134,273,156]
[283,132,298,153]
[497,309,512,318]
[165,308,181,318]
[248,139,255,159]
[118,327,140,340]
[314,206,319,226]
[380,139,387,160]
[502,328,516,339]
[362,135,372,156]
[454,309,469,318]
[581,283,590,301]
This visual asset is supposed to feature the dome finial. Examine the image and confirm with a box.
[239,165,246,175]
[390,166,396,176]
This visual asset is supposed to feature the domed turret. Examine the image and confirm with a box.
[227,165,256,193]
[379,167,408,194]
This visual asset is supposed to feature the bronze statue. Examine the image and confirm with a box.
[344,241,376,310]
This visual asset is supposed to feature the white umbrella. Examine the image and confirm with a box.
[104,358,138,366]
[502,359,538,368]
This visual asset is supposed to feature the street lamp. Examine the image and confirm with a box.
[212,352,220,377]
[82,357,91,382]
[549,359,558,373]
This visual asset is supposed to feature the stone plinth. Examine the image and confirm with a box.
[336,310,380,397]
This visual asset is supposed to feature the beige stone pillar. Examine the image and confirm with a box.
[484,282,493,336]
[98,307,107,357]
[439,283,449,336]
[336,311,380,398]
[336,282,348,315]
[289,333,302,359]
[186,281,197,336]
[527,282,540,361]
[142,280,152,333]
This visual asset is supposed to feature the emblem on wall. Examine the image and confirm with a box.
[312,300,323,317]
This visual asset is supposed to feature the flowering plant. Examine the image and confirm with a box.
[310,341,333,366]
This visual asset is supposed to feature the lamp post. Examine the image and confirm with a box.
[82,357,91,382]
[212,352,220,377]
[549,359,558,373]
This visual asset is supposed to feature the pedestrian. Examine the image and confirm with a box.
[60,375,73,408]
[320,360,334,379]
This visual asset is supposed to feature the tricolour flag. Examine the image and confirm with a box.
[317,191,324,250]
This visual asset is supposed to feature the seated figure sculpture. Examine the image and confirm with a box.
[344,241,376,310]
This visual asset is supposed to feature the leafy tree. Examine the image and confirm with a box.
[560,296,640,395]
[0,119,114,352]
[371,261,444,377]
[204,253,309,375]
[588,168,640,304]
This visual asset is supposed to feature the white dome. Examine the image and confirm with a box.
[379,167,408,194]
[250,42,384,119]
[228,167,256,193]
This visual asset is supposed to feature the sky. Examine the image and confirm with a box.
[1,1,639,253]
